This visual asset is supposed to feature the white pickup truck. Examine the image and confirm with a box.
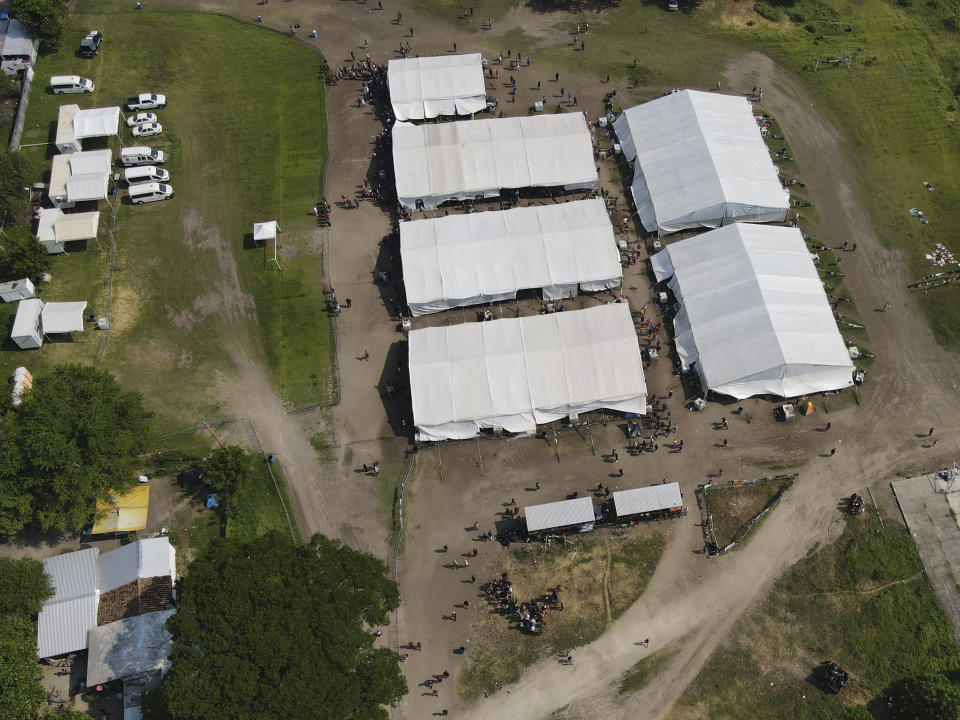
[125,92,167,111]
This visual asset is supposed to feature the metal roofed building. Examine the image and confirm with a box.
[613,483,684,519]
[524,496,596,534]
[37,548,100,658]
[86,609,175,686]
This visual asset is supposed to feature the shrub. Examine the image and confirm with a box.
[754,1,784,20]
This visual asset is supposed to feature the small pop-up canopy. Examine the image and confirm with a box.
[41,301,88,335]
[36,208,100,253]
[49,150,112,208]
[92,485,150,534]
[252,221,278,241]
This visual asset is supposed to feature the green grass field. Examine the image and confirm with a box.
[2,11,332,432]
[416,0,960,347]
[669,511,959,719]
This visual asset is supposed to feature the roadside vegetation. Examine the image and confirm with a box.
[2,10,333,432]
[668,510,960,719]
[458,528,666,700]
[704,476,793,549]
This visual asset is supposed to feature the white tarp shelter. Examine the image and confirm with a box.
[651,223,854,399]
[252,220,278,241]
[409,302,647,441]
[36,208,100,253]
[393,113,598,210]
[388,53,487,121]
[11,297,43,349]
[613,90,789,234]
[87,609,175,686]
[525,497,596,533]
[41,301,87,335]
[400,198,622,315]
[0,277,34,302]
[37,548,101,658]
[49,149,112,208]
[56,105,121,153]
[613,483,683,518]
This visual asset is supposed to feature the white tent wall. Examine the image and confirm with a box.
[11,298,43,349]
[409,303,646,441]
[388,54,487,121]
[613,90,789,234]
[651,223,854,399]
[400,199,621,316]
[393,113,598,210]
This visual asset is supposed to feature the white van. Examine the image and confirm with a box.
[50,75,95,94]
[124,165,170,185]
[120,146,166,167]
[128,182,174,205]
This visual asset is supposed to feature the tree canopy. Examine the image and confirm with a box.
[0,226,50,284]
[11,0,69,49]
[887,673,960,720]
[0,149,27,227]
[0,364,153,534]
[0,558,51,619]
[154,531,406,720]
[203,445,254,498]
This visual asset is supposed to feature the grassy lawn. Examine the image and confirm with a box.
[225,459,300,542]
[668,510,959,720]
[704,476,793,549]
[457,528,665,700]
[3,11,332,432]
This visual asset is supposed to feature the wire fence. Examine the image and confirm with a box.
[9,65,33,151]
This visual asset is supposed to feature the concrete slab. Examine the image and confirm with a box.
[892,472,960,651]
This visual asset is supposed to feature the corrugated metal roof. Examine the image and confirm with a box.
[43,547,99,602]
[87,609,174,686]
[613,483,683,517]
[37,593,99,658]
[524,496,595,533]
[0,18,35,57]
[99,538,174,593]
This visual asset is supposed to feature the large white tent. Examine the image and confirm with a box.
[49,149,112,208]
[41,301,87,335]
[388,53,487,121]
[651,223,854,399]
[56,105,121,153]
[36,208,100,253]
[393,113,598,210]
[409,302,646,441]
[613,90,789,234]
[401,199,621,315]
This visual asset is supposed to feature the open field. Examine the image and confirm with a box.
[668,510,959,719]
[3,11,333,431]
[458,529,666,700]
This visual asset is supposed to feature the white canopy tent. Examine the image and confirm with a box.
[613,90,789,234]
[400,199,621,315]
[49,150,112,208]
[11,298,43,349]
[613,483,683,518]
[252,220,278,241]
[388,53,487,121]
[651,223,854,399]
[393,113,598,210]
[41,301,87,335]
[36,208,100,253]
[525,496,596,534]
[409,302,647,441]
[56,105,121,153]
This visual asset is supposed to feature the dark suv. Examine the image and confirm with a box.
[79,30,103,58]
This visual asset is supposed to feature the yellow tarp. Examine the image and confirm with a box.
[92,485,149,534]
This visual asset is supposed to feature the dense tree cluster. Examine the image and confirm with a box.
[0,226,50,284]
[153,531,406,720]
[0,364,153,534]
[11,0,69,49]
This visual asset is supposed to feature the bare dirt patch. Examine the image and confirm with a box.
[705,477,793,549]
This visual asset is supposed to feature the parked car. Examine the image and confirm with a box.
[50,75,95,94]
[667,0,679,9]
[124,165,170,185]
[120,146,166,167]
[128,182,175,205]
[132,122,163,137]
[126,93,167,111]
[79,30,103,58]
[125,112,157,127]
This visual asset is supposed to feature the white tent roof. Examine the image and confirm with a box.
[37,548,101,658]
[651,223,854,399]
[56,104,79,148]
[36,208,100,243]
[409,302,647,441]
[388,53,487,121]
[393,113,598,210]
[49,150,112,203]
[252,221,277,241]
[87,609,175,686]
[41,301,87,334]
[12,297,43,343]
[400,199,622,315]
[74,106,121,139]
[99,537,176,593]
[613,90,789,233]
[525,497,595,533]
[613,483,683,517]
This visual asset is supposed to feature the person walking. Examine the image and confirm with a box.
[451,611,457,622]
[929,427,936,436]
[722,438,727,448]
[535,481,540,491]
[618,468,624,477]
[830,448,837,456]
[613,449,619,461]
